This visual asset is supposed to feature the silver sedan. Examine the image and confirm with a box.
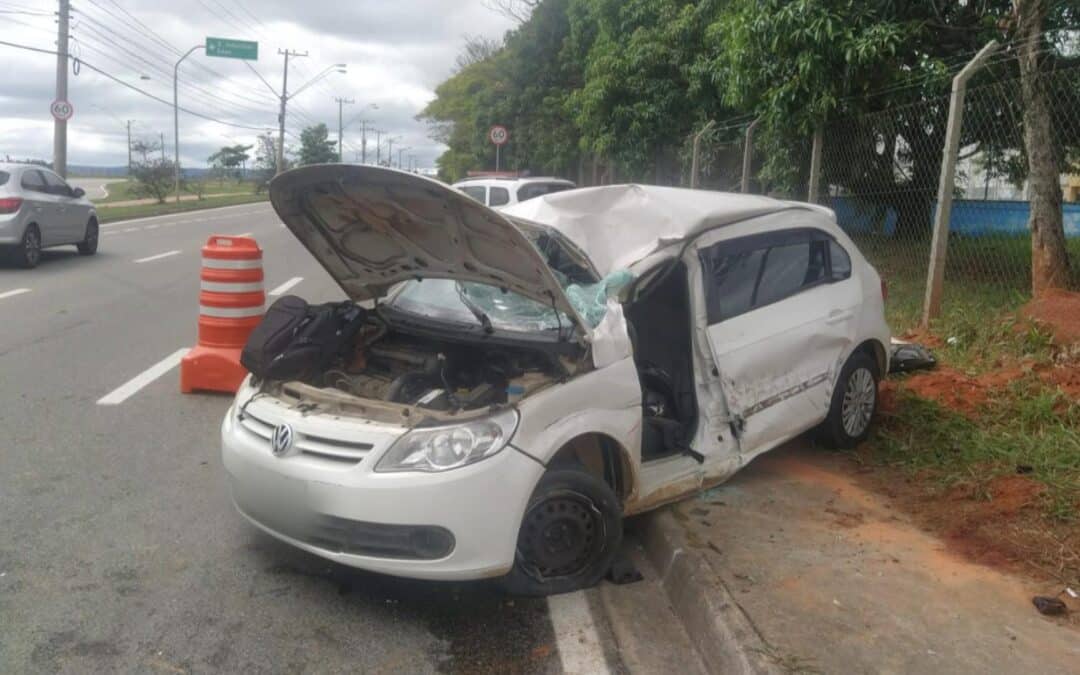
[0,162,98,268]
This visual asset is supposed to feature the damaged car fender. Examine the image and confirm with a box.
[511,355,643,500]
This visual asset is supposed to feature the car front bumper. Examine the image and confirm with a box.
[220,404,543,581]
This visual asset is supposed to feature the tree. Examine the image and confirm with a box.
[297,124,337,166]
[253,133,278,193]
[1014,0,1070,293]
[130,159,173,204]
[207,144,253,183]
[131,139,162,164]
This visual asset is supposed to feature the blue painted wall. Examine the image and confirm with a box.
[831,197,1080,238]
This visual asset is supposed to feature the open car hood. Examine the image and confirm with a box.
[269,165,588,335]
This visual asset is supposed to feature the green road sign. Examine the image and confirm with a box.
[205,37,258,61]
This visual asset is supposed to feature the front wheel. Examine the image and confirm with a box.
[817,351,880,448]
[77,218,98,255]
[500,467,622,596]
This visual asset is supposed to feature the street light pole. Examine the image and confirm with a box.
[397,147,410,170]
[335,97,354,163]
[126,120,132,174]
[174,44,205,203]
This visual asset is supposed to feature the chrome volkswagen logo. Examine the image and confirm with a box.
[271,423,295,457]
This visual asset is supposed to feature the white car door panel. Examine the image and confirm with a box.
[699,227,859,459]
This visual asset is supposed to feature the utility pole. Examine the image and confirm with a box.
[360,121,368,163]
[335,97,354,163]
[397,147,410,170]
[375,129,383,165]
[386,137,399,167]
[160,132,166,162]
[277,49,307,174]
[53,0,70,177]
[126,120,133,174]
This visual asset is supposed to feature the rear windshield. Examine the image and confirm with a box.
[459,185,486,203]
[0,171,8,186]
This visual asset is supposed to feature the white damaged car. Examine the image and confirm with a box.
[221,165,889,595]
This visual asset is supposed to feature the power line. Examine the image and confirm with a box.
[0,38,271,131]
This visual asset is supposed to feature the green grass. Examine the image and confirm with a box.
[94,179,261,204]
[869,383,1080,522]
[96,192,268,223]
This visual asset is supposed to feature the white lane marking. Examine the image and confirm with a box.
[101,231,120,237]
[0,288,32,300]
[233,231,253,237]
[99,201,273,228]
[97,348,189,406]
[268,276,303,296]
[547,591,611,674]
[145,224,160,230]
[122,228,140,233]
[134,250,182,263]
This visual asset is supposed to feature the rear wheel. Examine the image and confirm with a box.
[500,467,622,596]
[818,351,879,448]
[17,225,41,269]
[77,218,98,255]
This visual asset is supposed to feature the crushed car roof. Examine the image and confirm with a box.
[502,184,820,276]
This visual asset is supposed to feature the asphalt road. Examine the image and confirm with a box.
[68,177,122,200]
[0,203,623,674]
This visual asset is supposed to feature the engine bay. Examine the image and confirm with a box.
[296,317,565,413]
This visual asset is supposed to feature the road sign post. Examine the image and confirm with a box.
[489,125,509,171]
[205,37,258,61]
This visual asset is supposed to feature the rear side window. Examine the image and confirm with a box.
[517,182,572,202]
[754,240,827,308]
[829,241,852,280]
[21,170,46,192]
[699,228,841,323]
[0,171,9,186]
[489,186,510,206]
[459,186,486,203]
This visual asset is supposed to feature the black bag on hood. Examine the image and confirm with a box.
[241,295,367,381]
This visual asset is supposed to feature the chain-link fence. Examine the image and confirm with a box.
[811,59,1080,330]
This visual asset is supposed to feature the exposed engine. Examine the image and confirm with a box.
[305,323,559,413]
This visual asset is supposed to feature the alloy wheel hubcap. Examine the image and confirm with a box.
[519,491,604,579]
[841,367,875,437]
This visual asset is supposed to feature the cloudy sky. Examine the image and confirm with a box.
[0,0,516,170]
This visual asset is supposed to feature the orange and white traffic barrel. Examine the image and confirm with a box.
[180,235,265,394]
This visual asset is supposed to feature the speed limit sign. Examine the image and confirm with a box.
[489,125,509,146]
[50,100,74,121]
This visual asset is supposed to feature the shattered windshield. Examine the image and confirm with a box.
[386,224,631,332]
[389,279,568,332]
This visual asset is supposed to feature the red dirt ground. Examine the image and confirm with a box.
[1021,289,1080,346]
[888,364,1031,417]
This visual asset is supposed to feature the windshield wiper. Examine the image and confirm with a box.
[455,283,494,334]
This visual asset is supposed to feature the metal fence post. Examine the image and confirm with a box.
[808,125,823,203]
[921,40,999,327]
[690,120,715,189]
[740,118,759,193]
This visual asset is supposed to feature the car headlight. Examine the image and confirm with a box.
[375,409,519,473]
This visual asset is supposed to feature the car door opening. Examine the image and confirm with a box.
[626,261,699,462]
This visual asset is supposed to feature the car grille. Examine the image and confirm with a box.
[239,408,376,465]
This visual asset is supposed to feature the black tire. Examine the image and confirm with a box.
[500,467,622,596]
[17,224,42,269]
[77,218,98,255]
[818,350,880,449]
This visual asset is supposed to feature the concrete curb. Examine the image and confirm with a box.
[639,509,782,675]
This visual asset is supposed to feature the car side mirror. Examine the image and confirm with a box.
[72,187,85,198]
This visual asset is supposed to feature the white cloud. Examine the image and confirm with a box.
[0,0,515,169]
